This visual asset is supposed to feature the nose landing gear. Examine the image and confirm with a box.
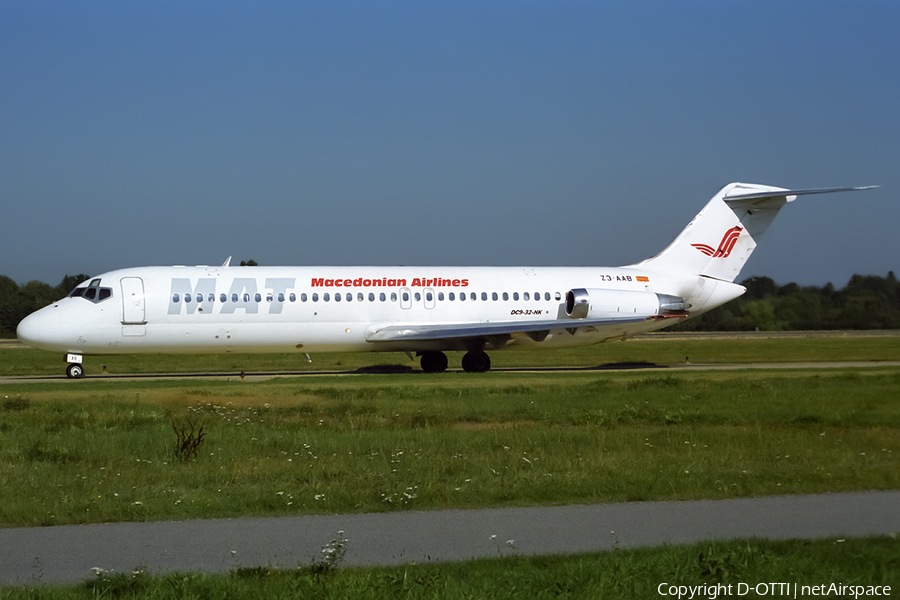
[66,363,85,379]
[65,353,85,379]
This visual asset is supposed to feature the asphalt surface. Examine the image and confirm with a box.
[3,361,900,385]
[2,490,898,586]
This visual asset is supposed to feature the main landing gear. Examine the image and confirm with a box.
[419,351,449,373]
[418,351,491,373]
[461,351,491,373]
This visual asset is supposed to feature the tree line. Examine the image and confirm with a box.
[1,272,898,337]
[672,272,900,331]
[1,274,90,337]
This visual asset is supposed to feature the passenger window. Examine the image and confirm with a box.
[312,293,319,302]
[523,292,529,301]
[359,293,365,302]
[426,292,433,302]
[219,293,226,302]
[172,293,180,303]
[555,292,561,301]
[255,293,262,302]
[243,293,250,302]
[414,292,421,302]
[380,292,386,301]
[492,292,498,301]
[402,292,409,302]
[470,292,476,301]
[534,292,540,301]
[290,293,296,302]
[391,292,397,302]
[479,292,485,301]
[232,293,239,302]
[196,293,203,303]
[278,293,284,302]
[449,292,455,301]
[438,292,444,301]
[368,293,375,302]
[346,293,352,302]
[459,292,465,302]
[267,293,274,302]
[298,293,305,302]
[513,292,519,301]
[503,292,509,301]
[544,292,550,301]
[335,293,341,302]
[185,294,192,303]
[324,293,330,302]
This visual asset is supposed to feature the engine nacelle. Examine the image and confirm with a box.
[565,288,689,319]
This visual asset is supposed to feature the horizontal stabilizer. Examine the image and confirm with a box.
[724,185,878,208]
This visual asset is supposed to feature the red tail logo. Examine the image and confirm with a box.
[691,226,743,258]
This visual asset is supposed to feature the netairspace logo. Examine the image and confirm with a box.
[657,582,892,599]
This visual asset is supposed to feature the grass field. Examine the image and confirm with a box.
[2,332,899,377]
[2,336,898,594]
[2,367,897,527]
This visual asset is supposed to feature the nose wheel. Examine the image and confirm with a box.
[66,363,85,379]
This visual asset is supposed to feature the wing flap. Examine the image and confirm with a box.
[365,315,648,343]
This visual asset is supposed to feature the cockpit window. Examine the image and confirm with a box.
[70,279,113,304]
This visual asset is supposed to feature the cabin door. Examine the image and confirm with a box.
[120,277,147,335]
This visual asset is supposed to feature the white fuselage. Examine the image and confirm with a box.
[16,264,739,356]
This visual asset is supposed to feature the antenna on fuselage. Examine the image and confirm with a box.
[222,256,232,267]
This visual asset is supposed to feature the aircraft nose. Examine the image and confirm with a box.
[16,305,69,352]
[16,311,44,347]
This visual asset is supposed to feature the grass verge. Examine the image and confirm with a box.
[3,536,897,597]
[1,333,898,376]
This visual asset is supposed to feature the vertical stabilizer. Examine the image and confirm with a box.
[635,183,875,283]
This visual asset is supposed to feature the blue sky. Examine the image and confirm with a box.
[2,1,897,287]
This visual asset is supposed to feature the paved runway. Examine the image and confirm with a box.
[2,490,898,586]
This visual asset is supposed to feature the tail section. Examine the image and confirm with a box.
[637,182,876,282]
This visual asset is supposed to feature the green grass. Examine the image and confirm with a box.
[1,369,898,527]
[2,333,898,376]
[3,536,897,598]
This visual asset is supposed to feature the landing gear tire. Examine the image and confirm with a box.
[420,351,449,373]
[66,363,85,379]
[461,351,491,373]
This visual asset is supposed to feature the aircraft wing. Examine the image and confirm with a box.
[365,315,650,344]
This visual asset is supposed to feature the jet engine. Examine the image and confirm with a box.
[565,288,689,319]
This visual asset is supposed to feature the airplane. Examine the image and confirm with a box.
[16,182,875,378]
